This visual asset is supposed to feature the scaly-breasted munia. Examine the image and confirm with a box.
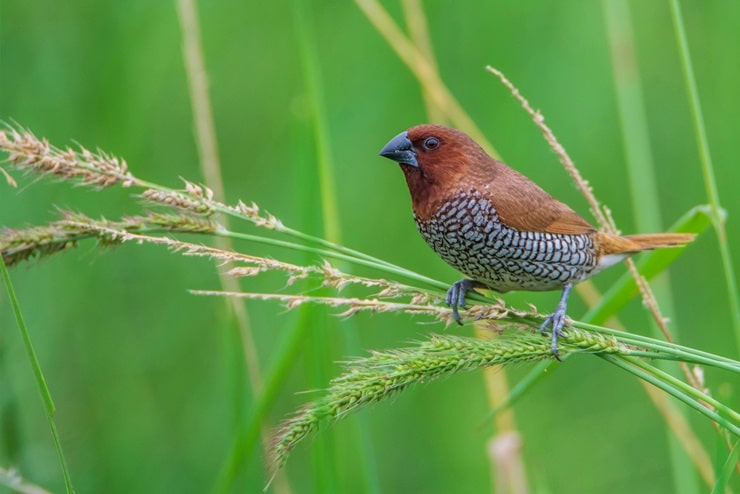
[380,124,693,358]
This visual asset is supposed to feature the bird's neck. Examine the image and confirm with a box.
[400,165,446,221]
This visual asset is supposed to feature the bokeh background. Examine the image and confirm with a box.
[1,1,738,493]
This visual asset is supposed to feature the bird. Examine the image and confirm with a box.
[379,124,694,359]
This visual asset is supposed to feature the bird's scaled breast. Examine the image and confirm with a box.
[414,190,599,292]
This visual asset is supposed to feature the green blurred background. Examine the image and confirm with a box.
[1,1,738,492]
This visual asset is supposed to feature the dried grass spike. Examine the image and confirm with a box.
[0,126,133,189]
[140,189,214,215]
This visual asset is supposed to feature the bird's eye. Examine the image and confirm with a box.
[422,136,440,151]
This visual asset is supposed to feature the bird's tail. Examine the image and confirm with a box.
[594,231,695,257]
[622,232,695,251]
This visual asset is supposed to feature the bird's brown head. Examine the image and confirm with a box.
[379,124,493,219]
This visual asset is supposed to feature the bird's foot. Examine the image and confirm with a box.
[539,310,568,361]
[445,279,482,325]
[539,284,573,361]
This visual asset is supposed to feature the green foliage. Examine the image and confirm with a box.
[0,1,738,493]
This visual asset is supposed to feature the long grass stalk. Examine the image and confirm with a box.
[176,0,264,389]
[603,3,699,490]
[583,205,713,324]
[711,439,739,494]
[478,360,556,425]
[669,0,740,356]
[0,259,74,493]
[176,2,285,491]
[0,467,52,494]
[575,322,739,370]
[601,355,739,436]
[353,0,497,156]
[293,0,341,490]
[401,0,446,125]
[212,309,311,493]
[625,358,738,424]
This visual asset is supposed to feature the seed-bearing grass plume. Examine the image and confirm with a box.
[379,124,695,359]
[267,328,630,480]
[0,211,219,267]
[0,126,134,188]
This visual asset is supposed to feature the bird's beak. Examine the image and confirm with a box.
[379,131,418,167]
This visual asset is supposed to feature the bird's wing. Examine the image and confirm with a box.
[488,164,596,235]
[497,198,595,234]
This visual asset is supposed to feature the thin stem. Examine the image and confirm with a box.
[1,259,75,493]
[602,355,739,436]
[485,66,610,230]
[626,357,738,424]
[669,0,740,355]
[176,0,263,392]
[575,321,740,370]
[711,439,739,494]
[220,229,449,292]
[353,0,498,157]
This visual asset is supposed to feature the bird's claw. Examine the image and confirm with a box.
[540,283,573,361]
[539,310,568,361]
[445,279,479,325]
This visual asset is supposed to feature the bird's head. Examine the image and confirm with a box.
[379,124,493,218]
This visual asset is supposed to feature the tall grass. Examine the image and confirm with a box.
[1,120,737,490]
[0,1,737,493]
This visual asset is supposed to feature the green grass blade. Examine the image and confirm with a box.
[604,0,662,233]
[211,308,311,493]
[478,360,557,424]
[601,4,701,485]
[601,355,739,436]
[222,230,447,292]
[575,322,740,372]
[1,258,75,493]
[670,0,740,356]
[625,358,738,425]
[710,439,739,494]
[292,0,379,490]
[292,3,338,491]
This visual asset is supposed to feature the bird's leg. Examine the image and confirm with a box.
[539,283,573,360]
[445,279,484,325]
